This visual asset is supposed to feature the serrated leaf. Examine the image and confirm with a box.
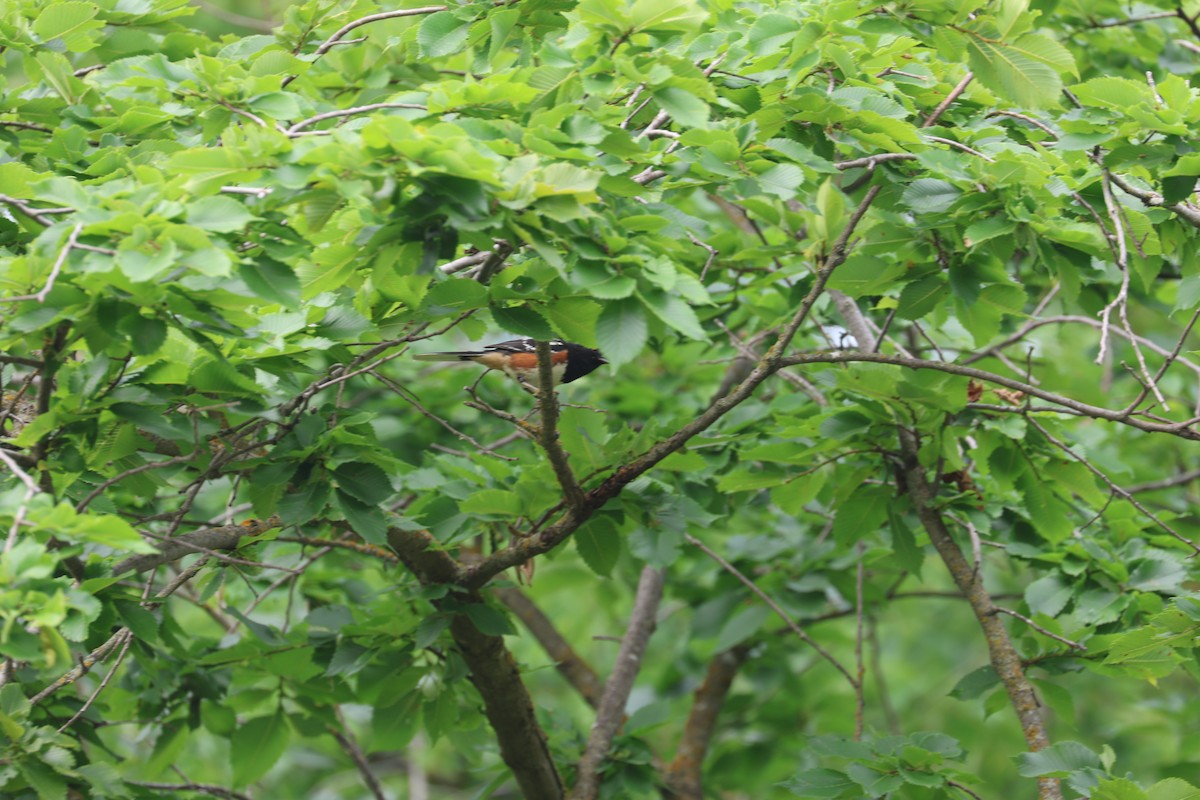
[896,276,949,320]
[231,712,290,786]
[575,516,621,577]
[641,290,706,339]
[1016,741,1101,777]
[333,462,393,505]
[490,304,555,339]
[186,195,258,233]
[967,36,1062,108]
[239,259,301,309]
[596,296,647,365]
[902,179,960,213]
[419,11,470,58]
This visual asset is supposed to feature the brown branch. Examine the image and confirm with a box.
[1125,468,1200,493]
[1025,417,1198,552]
[896,429,1062,800]
[111,516,281,575]
[330,706,387,800]
[281,6,448,87]
[494,587,603,708]
[29,628,129,705]
[685,533,856,686]
[128,782,250,800]
[56,629,133,732]
[993,607,1086,652]
[75,452,196,512]
[1104,167,1200,228]
[923,72,974,127]
[775,351,1200,440]
[663,645,751,799]
[570,566,665,800]
[285,102,429,135]
[451,599,565,798]
[536,340,585,510]
[0,222,82,304]
[385,524,563,797]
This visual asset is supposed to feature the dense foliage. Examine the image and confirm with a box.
[2,0,1200,798]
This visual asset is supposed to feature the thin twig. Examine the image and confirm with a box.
[56,629,134,732]
[923,72,973,127]
[1025,417,1199,552]
[286,102,428,135]
[330,706,387,800]
[994,607,1086,651]
[685,534,857,687]
[0,222,83,303]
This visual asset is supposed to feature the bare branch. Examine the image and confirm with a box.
[56,629,134,732]
[286,102,428,135]
[494,587,603,708]
[536,341,585,510]
[896,429,1062,800]
[0,222,83,304]
[1025,417,1199,553]
[75,453,196,512]
[776,351,1200,440]
[570,566,665,800]
[994,607,1086,652]
[112,516,282,575]
[1104,167,1200,228]
[282,6,449,88]
[664,645,751,799]
[685,534,857,687]
[923,72,974,127]
[329,706,387,800]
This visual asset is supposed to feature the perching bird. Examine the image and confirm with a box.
[414,338,607,386]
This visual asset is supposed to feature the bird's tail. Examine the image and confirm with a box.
[413,351,484,362]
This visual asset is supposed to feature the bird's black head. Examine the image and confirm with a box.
[561,342,607,383]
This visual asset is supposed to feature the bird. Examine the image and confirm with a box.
[414,338,607,387]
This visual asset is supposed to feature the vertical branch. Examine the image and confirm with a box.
[663,645,751,799]
[570,566,666,800]
[896,429,1063,800]
[535,340,585,510]
[494,586,604,708]
[854,543,866,740]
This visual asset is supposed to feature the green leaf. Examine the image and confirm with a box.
[782,768,857,797]
[714,604,770,652]
[248,92,301,120]
[745,13,801,57]
[596,296,648,365]
[490,304,555,339]
[463,603,517,636]
[33,1,102,52]
[902,179,960,213]
[185,196,258,233]
[630,0,707,33]
[641,290,706,340]
[830,485,890,544]
[231,712,291,786]
[653,87,710,128]
[1016,741,1101,777]
[333,462,393,506]
[239,259,301,309]
[423,278,489,312]
[575,516,621,577]
[896,276,949,320]
[419,11,471,58]
[949,665,1000,700]
[967,36,1062,108]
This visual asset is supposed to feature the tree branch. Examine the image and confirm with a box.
[663,645,751,799]
[896,429,1062,800]
[777,352,1200,440]
[494,587,603,708]
[111,516,281,575]
[536,340,585,510]
[570,566,665,800]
